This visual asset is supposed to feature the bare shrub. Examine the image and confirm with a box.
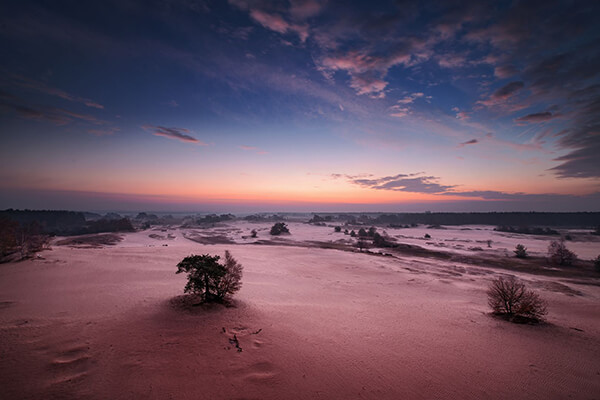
[487,276,547,322]
[548,239,576,266]
[215,250,243,300]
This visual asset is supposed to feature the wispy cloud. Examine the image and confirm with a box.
[515,112,556,124]
[9,74,104,109]
[88,127,120,136]
[350,173,455,194]
[458,139,478,147]
[340,171,600,203]
[239,145,268,155]
[142,125,206,144]
[0,91,107,126]
[230,1,309,42]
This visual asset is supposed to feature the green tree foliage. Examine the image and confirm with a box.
[270,222,290,235]
[372,232,391,247]
[176,252,243,303]
[514,244,528,258]
[594,255,600,272]
[367,227,377,237]
[350,230,356,237]
[487,276,547,322]
[357,238,367,252]
[424,233,431,239]
[548,239,576,266]
[358,228,367,237]
[334,226,342,232]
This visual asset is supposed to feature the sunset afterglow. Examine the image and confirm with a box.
[1,1,599,212]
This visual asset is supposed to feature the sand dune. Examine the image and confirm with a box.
[1,224,599,399]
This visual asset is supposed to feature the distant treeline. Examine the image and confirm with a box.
[322,212,600,228]
[494,226,560,235]
[0,209,135,235]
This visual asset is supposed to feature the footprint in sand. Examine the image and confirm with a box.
[242,361,278,383]
[46,344,93,388]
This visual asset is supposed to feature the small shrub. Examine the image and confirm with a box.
[357,239,367,252]
[424,233,431,239]
[487,276,547,322]
[334,226,341,232]
[350,230,356,237]
[250,229,257,238]
[372,232,390,247]
[270,222,289,235]
[594,255,600,272]
[514,244,528,258]
[358,228,367,237]
[548,239,576,266]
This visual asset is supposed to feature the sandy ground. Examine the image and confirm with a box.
[1,223,599,399]
[177,220,600,259]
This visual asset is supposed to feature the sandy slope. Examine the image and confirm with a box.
[0,226,599,399]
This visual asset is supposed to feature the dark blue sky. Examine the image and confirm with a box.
[1,0,599,212]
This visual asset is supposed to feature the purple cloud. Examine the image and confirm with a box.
[0,91,107,126]
[10,74,104,109]
[239,145,268,155]
[458,139,478,147]
[515,112,555,123]
[351,173,455,194]
[142,125,206,144]
[492,81,525,100]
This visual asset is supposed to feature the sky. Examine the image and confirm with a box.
[0,0,599,213]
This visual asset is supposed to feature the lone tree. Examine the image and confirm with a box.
[373,232,391,247]
[487,276,547,322]
[548,239,576,266]
[514,244,528,258]
[176,251,243,303]
[357,238,367,252]
[270,222,289,235]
